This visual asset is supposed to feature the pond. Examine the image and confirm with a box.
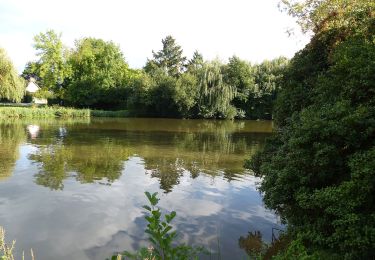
[0,118,281,259]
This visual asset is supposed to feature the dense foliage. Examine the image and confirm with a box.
[18,33,288,119]
[247,0,375,258]
[0,48,24,102]
[24,30,70,99]
[145,35,187,78]
[64,38,138,109]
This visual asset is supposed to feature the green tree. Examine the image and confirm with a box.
[126,72,154,115]
[280,0,374,34]
[0,47,24,102]
[247,0,375,258]
[141,36,191,117]
[186,50,204,73]
[29,30,70,98]
[175,72,199,118]
[223,56,288,119]
[147,70,179,117]
[251,57,288,119]
[197,60,237,119]
[145,36,186,77]
[65,38,132,108]
[224,56,255,117]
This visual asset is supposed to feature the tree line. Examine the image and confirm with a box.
[1,32,288,119]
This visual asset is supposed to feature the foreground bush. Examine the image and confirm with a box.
[247,0,375,258]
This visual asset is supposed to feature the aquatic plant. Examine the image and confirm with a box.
[111,192,205,260]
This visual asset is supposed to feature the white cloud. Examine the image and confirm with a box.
[0,0,309,73]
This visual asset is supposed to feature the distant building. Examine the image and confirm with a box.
[25,77,48,105]
[25,77,40,93]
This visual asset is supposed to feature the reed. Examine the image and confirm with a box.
[0,226,15,260]
[0,227,35,260]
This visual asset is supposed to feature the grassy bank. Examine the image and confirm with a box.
[90,109,130,118]
[0,106,131,119]
[0,107,90,119]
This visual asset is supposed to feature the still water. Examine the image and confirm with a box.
[0,118,281,259]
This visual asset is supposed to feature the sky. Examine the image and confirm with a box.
[0,0,310,73]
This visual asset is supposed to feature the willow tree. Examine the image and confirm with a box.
[198,60,237,119]
[0,48,24,102]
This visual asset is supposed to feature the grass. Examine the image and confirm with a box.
[0,107,130,119]
[0,226,15,260]
[91,109,130,118]
[0,226,34,260]
[0,107,90,119]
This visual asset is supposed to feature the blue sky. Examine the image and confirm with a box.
[0,0,309,72]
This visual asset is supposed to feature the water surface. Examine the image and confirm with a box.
[0,118,281,259]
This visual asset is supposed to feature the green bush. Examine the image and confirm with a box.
[247,1,375,258]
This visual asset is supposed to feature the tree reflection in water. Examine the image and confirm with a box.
[29,141,131,190]
[238,230,290,259]
[0,123,26,181]
[239,231,265,258]
[1,118,272,192]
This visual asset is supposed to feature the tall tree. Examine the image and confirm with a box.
[29,30,70,98]
[145,36,186,77]
[198,60,237,119]
[175,72,199,118]
[251,57,289,119]
[65,38,131,108]
[280,0,374,34]
[0,47,24,102]
[224,56,255,117]
[186,50,204,73]
[248,0,375,258]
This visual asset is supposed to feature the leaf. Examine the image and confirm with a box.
[142,205,152,211]
[166,211,176,223]
[145,216,153,223]
[145,191,152,203]
[148,237,157,247]
[161,225,173,236]
[152,210,161,219]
